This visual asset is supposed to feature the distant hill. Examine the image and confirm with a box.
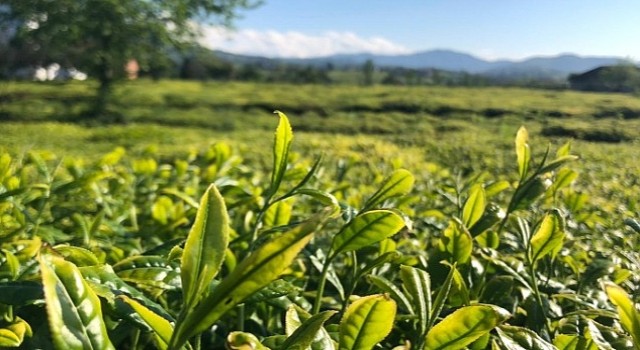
[213,49,627,81]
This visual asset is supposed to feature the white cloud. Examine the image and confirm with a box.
[198,26,411,58]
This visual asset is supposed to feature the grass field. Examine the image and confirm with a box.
[2,79,639,185]
[2,80,640,348]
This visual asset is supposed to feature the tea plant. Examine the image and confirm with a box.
[1,111,639,349]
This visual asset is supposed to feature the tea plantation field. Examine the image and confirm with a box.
[1,81,640,349]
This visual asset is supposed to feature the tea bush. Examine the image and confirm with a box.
[1,112,639,349]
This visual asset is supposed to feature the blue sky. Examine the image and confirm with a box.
[200,1,640,60]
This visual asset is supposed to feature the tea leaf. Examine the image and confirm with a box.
[367,275,414,314]
[553,334,597,350]
[428,263,457,331]
[440,219,473,265]
[424,304,510,350]
[0,318,32,347]
[331,210,405,258]
[529,210,565,264]
[170,214,321,350]
[496,325,556,350]
[604,282,640,348]
[227,332,271,350]
[114,255,181,291]
[271,111,294,195]
[285,306,336,350]
[462,184,486,228]
[338,294,396,350]
[181,184,229,308]
[264,199,293,228]
[0,281,44,305]
[120,295,174,350]
[539,155,579,175]
[515,126,530,180]
[363,169,414,211]
[400,265,431,336]
[40,254,115,350]
[281,309,336,350]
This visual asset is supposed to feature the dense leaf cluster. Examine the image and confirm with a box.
[1,112,639,349]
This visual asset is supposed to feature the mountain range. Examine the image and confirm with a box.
[214,49,630,81]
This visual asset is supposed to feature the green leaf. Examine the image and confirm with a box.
[227,332,271,350]
[515,126,530,180]
[553,334,597,350]
[264,199,293,228]
[39,254,115,350]
[114,255,181,292]
[538,155,579,175]
[354,252,400,283]
[80,264,174,322]
[469,203,504,237]
[462,184,486,228]
[120,295,174,350]
[281,309,336,350]
[0,281,44,305]
[331,210,405,258]
[367,275,414,314]
[424,304,510,350]
[288,155,324,194]
[169,215,321,350]
[53,245,100,266]
[512,177,548,210]
[338,294,396,350]
[295,188,340,211]
[270,111,294,195]
[585,319,614,350]
[181,184,229,308]
[0,318,32,347]
[363,169,414,211]
[484,180,511,197]
[400,265,431,336]
[529,210,565,264]
[496,325,556,350]
[439,219,473,265]
[552,168,578,193]
[285,306,335,350]
[428,263,457,331]
[604,282,640,349]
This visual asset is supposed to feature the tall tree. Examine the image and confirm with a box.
[0,0,259,120]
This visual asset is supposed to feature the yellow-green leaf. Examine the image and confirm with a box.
[400,265,431,336]
[120,295,174,350]
[181,184,229,308]
[331,210,405,258]
[338,294,396,350]
[515,126,530,180]
[264,199,293,228]
[0,318,32,347]
[439,219,473,265]
[363,169,414,211]
[227,332,271,350]
[496,325,556,350]
[553,334,597,350]
[282,309,336,350]
[39,254,115,350]
[169,215,321,350]
[462,185,486,228]
[424,304,510,350]
[270,111,294,195]
[529,210,565,264]
[605,282,640,349]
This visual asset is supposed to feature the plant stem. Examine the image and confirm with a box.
[313,255,332,314]
[527,259,552,337]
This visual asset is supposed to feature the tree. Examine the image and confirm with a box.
[0,0,259,121]
[362,59,375,86]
